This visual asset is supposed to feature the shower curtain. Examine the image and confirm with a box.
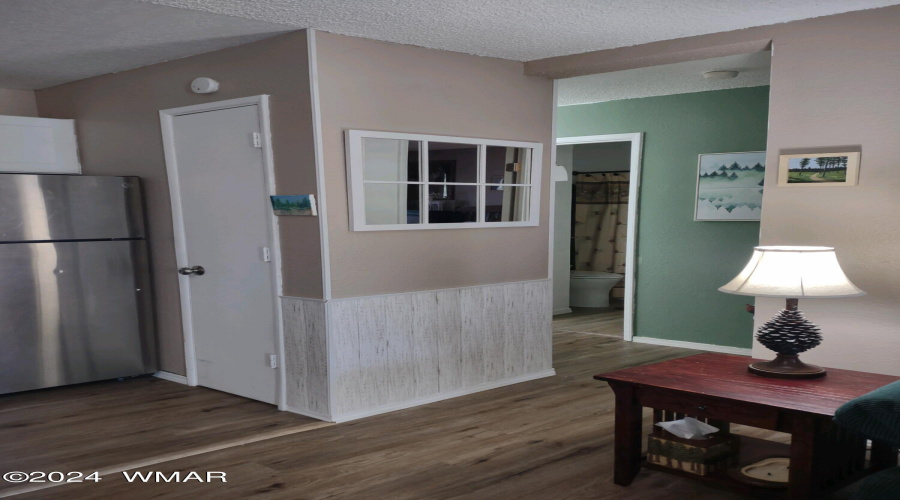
[572,172,630,299]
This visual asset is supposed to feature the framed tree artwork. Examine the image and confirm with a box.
[695,151,766,221]
[270,195,317,215]
[777,152,860,187]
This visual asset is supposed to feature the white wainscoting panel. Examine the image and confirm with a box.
[522,280,553,373]
[330,298,362,415]
[281,297,330,419]
[281,280,554,422]
[411,292,442,398]
[434,289,463,393]
[459,286,486,387]
[328,279,554,420]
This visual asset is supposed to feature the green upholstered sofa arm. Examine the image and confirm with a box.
[853,467,900,500]
[834,380,900,448]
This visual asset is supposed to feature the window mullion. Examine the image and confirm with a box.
[477,144,486,223]
[421,140,429,225]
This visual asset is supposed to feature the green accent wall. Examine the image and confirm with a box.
[558,86,770,348]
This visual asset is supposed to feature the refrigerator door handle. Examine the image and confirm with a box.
[178,265,206,276]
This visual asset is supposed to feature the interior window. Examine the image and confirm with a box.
[348,130,542,230]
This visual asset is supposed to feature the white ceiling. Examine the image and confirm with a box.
[0,0,897,90]
[558,52,771,106]
[0,0,292,89]
[144,0,899,61]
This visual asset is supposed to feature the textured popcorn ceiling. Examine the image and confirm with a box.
[1,0,897,89]
[143,0,899,61]
[558,52,771,106]
[0,0,292,89]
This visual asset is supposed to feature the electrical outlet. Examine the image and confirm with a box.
[268,354,277,369]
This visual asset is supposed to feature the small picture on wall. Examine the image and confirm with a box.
[695,151,766,221]
[270,195,317,216]
[777,152,860,187]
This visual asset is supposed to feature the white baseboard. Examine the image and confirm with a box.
[153,371,189,384]
[283,405,334,423]
[332,369,557,423]
[632,337,752,356]
[553,308,573,316]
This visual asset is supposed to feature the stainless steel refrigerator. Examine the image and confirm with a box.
[0,174,157,394]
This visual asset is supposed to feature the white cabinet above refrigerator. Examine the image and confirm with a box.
[0,115,81,174]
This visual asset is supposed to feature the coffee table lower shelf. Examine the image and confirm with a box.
[642,435,790,498]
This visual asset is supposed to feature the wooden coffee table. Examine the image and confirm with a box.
[594,353,899,499]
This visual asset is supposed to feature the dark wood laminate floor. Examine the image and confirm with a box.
[0,376,327,497]
[553,307,624,338]
[6,332,799,499]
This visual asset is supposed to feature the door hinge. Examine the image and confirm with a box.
[268,354,278,369]
[252,132,262,148]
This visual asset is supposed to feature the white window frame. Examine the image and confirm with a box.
[345,130,543,231]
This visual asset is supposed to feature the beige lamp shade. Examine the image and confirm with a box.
[719,246,865,298]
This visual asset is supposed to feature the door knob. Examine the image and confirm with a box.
[178,265,205,276]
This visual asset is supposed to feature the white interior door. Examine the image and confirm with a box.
[167,103,278,404]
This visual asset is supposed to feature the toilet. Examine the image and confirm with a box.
[569,271,624,308]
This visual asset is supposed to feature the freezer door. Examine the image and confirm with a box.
[0,174,145,242]
[0,240,156,394]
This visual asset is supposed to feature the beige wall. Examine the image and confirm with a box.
[0,88,38,116]
[35,31,321,375]
[756,7,900,376]
[315,32,554,298]
[531,5,900,376]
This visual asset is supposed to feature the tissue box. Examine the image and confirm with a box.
[646,432,739,476]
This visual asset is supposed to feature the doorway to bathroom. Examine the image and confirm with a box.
[552,51,770,351]
[553,134,642,340]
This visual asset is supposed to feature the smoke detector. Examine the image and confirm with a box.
[703,70,739,80]
[191,77,220,94]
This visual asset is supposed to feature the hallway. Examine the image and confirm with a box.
[553,307,625,338]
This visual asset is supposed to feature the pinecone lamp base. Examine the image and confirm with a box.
[748,354,826,379]
[750,298,827,379]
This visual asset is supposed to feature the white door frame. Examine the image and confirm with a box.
[556,133,643,341]
[159,95,287,410]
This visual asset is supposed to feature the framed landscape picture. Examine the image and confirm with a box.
[695,151,766,221]
[777,152,860,187]
[270,194,318,216]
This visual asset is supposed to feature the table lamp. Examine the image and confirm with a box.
[719,246,865,379]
